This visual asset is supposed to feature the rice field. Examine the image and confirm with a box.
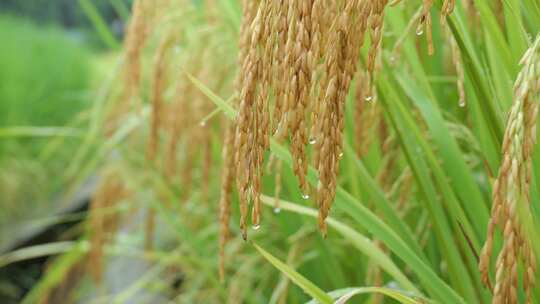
[2,0,540,303]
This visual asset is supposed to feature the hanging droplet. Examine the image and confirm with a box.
[416,26,424,36]
[338,152,344,158]
[302,193,310,200]
[458,99,466,108]
[389,56,396,63]
[365,95,373,102]
[309,137,317,145]
[252,224,261,230]
[273,207,281,214]
[200,120,207,127]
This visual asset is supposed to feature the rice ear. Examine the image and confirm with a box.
[479,35,540,304]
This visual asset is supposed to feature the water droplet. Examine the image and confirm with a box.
[199,121,207,127]
[458,99,466,108]
[302,193,310,200]
[338,152,344,158]
[174,46,181,53]
[416,28,424,36]
[273,207,281,214]
[309,137,316,145]
[365,95,373,102]
[252,224,261,230]
[389,56,396,63]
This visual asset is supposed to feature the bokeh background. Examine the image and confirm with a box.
[0,1,121,301]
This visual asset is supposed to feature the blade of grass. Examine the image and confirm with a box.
[260,194,419,294]
[394,73,489,237]
[21,241,88,304]
[79,0,120,50]
[109,0,130,22]
[0,241,78,268]
[307,287,428,304]
[186,73,236,119]
[253,243,333,304]
[378,76,478,302]
[0,126,81,138]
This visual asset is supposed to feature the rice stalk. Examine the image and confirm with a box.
[450,33,466,108]
[147,33,174,162]
[418,0,434,55]
[441,15,466,107]
[108,0,150,129]
[354,70,381,157]
[165,75,191,179]
[87,170,128,284]
[219,121,236,281]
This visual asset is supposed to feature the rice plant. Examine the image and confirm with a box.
[4,0,540,303]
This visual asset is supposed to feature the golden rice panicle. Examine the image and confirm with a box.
[234,0,263,240]
[315,0,372,235]
[270,0,289,136]
[450,34,466,107]
[88,170,128,284]
[309,0,333,171]
[190,48,216,202]
[122,0,149,109]
[440,0,456,23]
[147,33,174,162]
[285,1,314,197]
[105,0,149,132]
[307,0,332,148]
[219,121,236,282]
[479,36,540,304]
[250,0,275,232]
[367,0,388,73]
[165,76,191,179]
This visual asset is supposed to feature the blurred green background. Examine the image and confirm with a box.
[0,2,122,301]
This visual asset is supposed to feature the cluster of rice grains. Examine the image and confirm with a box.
[479,36,540,304]
[107,0,151,130]
[219,0,382,281]
[228,0,383,243]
